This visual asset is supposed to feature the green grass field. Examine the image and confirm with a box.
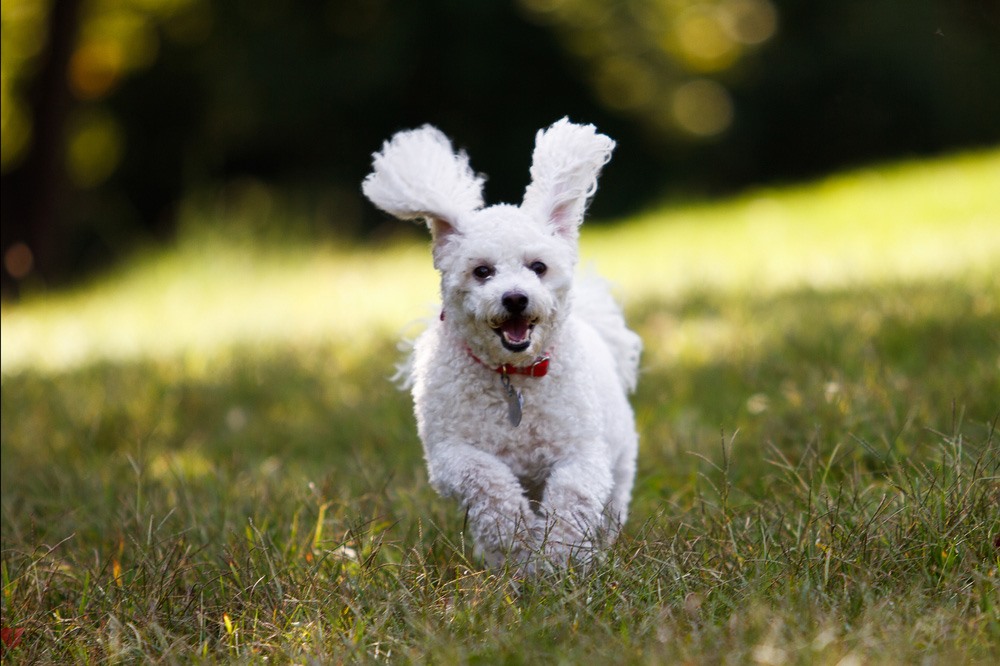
[2,150,999,663]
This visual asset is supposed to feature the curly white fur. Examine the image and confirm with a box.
[363,118,641,573]
[362,125,484,223]
[522,118,616,242]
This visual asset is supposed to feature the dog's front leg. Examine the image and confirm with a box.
[539,450,615,565]
[426,443,543,569]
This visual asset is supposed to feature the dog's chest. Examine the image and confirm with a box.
[455,380,580,474]
[414,329,596,474]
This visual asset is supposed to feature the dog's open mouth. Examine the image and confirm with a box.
[494,316,535,352]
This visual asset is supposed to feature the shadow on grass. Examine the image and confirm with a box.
[1,275,997,662]
[3,277,998,538]
[630,277,999,509]
[1,336,430,548]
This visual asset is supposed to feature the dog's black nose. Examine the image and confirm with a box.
[502,291,529,314]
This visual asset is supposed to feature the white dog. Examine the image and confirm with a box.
[362,118,641,572]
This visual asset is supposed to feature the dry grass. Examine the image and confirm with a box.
[2,150,999,663]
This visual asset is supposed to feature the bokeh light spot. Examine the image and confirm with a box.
[66,111,125,188]
[595,56,655,111]
[721,0,778,45]
[69,41,126,100]
[0,94,32,170]
[672,79,734,137]
[4,242,34,280]
[674,6,740,72]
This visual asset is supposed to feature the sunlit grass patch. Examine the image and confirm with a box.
[2,149,998,375]
[0,239,438,374]
[585,148,1000,299]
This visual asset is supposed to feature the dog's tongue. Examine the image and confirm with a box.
[501,317,531,344]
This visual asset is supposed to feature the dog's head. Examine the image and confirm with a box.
[363,118,614,366]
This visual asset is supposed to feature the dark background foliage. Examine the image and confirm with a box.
[1,0,998,292]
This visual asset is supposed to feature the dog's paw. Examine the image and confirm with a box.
[470,501,546,570]
[534,505,608,567]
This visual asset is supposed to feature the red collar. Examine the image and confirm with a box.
[467,349,551,377]
[441,311,552,377]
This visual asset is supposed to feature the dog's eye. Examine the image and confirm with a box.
[472,265,495,280]
[529,261,547,276]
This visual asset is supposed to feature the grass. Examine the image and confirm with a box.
[2,150,999,663]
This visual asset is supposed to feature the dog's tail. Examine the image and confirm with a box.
[573,271,642,393]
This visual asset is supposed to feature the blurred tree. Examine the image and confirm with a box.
[518,0,780,139]
[519,0,1000,182]
[2,0,82,287]
[2,0,199,294]
[1,0,998,294]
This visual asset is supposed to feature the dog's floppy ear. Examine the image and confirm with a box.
[362,125,484,252]
[521,118,615,242]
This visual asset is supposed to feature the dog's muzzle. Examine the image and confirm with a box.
[495,315,534,352]
[495,290,535,352]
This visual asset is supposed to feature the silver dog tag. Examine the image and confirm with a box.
[501,373,523,427]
